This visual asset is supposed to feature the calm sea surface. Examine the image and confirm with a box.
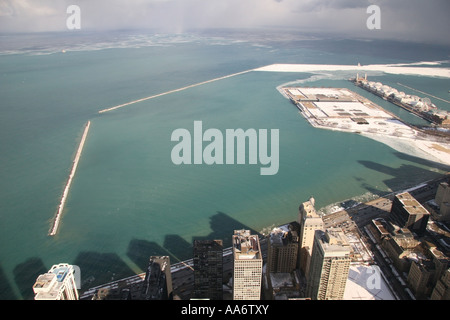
[0,30,449,299]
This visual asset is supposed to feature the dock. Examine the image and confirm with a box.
[351,76,450,128]
[49,121,91,236]
[282,86,413,137]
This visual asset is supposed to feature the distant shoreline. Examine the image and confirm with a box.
[255,62,450,78]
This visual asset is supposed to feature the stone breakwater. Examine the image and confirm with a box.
[49,121,91,236]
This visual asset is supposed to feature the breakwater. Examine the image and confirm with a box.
[49,121,91,236]
[98,69,253,114]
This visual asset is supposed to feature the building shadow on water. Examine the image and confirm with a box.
[126,211,259,271]
[394,151,450,171]
[0,264,17,300]
[194,211,259,245]
[73,251,135,292]
[127,239,172,271]
[9,212,261,299]
[358,151,450,196]
[163,235,194,263]
[12,257,47,300]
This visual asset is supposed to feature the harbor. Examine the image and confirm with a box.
[49,121,91,236]
[283,86,416,136]
[282,86,450,166]
[351,74,450,128]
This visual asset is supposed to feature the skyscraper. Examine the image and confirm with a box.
[390,192,430,235]
[298,197,324,276]
[306,228,351,300]
[431,268,450,300]
[232,229,263,300]
[32,263,79,300]
[434,182,450,222]
[142,256,173,300]
[267,223,299,274]
[193,239,223,300]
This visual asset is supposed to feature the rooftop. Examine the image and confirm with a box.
[300,197,320,219]
[325,228,350,246]
[396,192,430,216]
[316,228,351,257]
[372,219,389,235]
[269,225,299,246]
[32,263,76,300]
[233,230,262,260]
[269,273,296,289]
[344,264,396,300]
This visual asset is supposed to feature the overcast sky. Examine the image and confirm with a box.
[0,0,449,45]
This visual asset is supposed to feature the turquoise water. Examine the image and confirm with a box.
[1,31,449,299]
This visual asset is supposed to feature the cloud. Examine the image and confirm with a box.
[0,0,61,17]
[0,0,67,31]
[0,0,448,45]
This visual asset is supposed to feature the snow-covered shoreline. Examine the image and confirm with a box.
[255,63,450,78]
[361,133,450,166]
[269,63,450,167]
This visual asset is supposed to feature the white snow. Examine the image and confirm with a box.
[255,63,450,78]
[344,264,397,300]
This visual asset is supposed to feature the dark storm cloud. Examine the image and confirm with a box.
[0,0,448,45]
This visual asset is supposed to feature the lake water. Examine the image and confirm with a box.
[0,30,449,299]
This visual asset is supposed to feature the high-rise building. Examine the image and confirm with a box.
[193,239,223,300]
[298,197,324,276]
[431,268,450,300]
[32,263,79,300]
[267,223,299,274]
[407,259,435,298]
[390,192,430,235]
[306,228,351,300]
[142,256,173,300]
[434,182,450,222]
[232,229,263,300]
[436,182,450,206]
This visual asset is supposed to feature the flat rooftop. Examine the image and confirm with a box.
[316,228,351,257]
[312,101,389,119]
[32,264,75,300]
[284,87,417,138]
[396,192,430,216]
[233,230,262,260]
[344,264,396,300]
